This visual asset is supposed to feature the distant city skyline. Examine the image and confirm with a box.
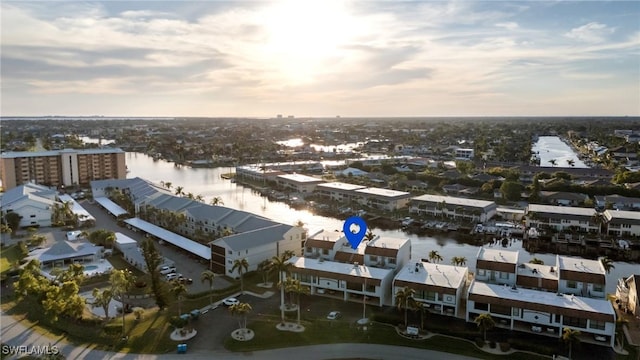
[1,1,639,117]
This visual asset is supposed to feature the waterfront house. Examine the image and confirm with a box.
[557,256,606,298]
[603,210,640,237]
[314,182,366,203]
[525,204,599,233]
[276,173,325,193]
[393,261,468,317]
[353,187,412,211]
[539,191,589,206]
[304,230,345,260]
[475,248,519,286]
[595,194,640,211]
[466,281,616,347]
[616,275,640,316]
[409,194,497,222]
[0,183,58,228]
[287,256,394,307]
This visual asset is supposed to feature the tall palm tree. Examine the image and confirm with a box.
[174,186,184,196]
[282,249,296,260]
[272,254,293,324]
[428,250,443,264]
[171,281,188,316]
[394,287,417,328]
[229,302,252,330]
[257,259,273,285]
[231,258,249,294]
[450,256,467,266]
[600,257,615,274]
[195,194,204,202]
[110,269,136,336]
[285,278,308,325]
[475,313,495,342]
[164,182,172,190]
[562,327,581,359]
[200,270,216,306]
[549,159,557,167]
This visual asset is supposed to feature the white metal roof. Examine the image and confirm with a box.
[94,197,128,217]
[394,261,467,289]
[477,248,519,264]
[412,194,496,208]
[124,218,210,260]
[288,256,392,280]
[527,204,596,217]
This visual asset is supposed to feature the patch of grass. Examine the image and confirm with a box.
[223,319,547,360]
[0,244,25,274]
[118,308,174,354]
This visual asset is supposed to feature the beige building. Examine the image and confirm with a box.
[1,148,126,190]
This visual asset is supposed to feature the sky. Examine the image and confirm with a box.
[1,1,639,117]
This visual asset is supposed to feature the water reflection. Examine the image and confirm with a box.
[125,152,633,293]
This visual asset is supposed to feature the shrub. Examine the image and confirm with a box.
[500,342,511,352]
[370,313,402,325]
[489,340,496,349]
[475,337,485,347]
[104,323,122,335]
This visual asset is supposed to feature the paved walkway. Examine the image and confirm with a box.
[0,310,481,360]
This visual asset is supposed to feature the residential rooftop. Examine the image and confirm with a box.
[367,236,409,250]
[395,261,467,289]
[288,256,392,280]
[1,148,124,158]
[411,194,496,208]
[277,173,324,183]
[316,182,367,191]
[354,187,411,198]
[516,262,559,280]
[477,248,519,264]
[557,256,605,275]
[469,281,615,315]
[527,204,596,217]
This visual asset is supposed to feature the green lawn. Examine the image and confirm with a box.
[223,318,546,360]
[0,244,25,274]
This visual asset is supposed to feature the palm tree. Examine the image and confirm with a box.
[164,182,172,190]
[529,257,544,265]
[229,302,252,330]
[285,278,308,325]
[110,269,136,336]
[549,159,557,167]
[210,196,224,206]
[257,259,273,285]
[567,159,575,167]
[282,249,296,260]
[231,258,249,294]
[451,256,467,266]
[271,254,293,324]
[428,250,443,264]
[364,230,376,242]
[171,282,188,316]
[562,327,581,359]
[174,186,184,196]
[195,194,204,202]
[475,313,495,343]
[200,270,216,306]
[600,256,615,274]
[394,287,417,328]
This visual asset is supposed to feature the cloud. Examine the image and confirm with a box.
[495,22,519,30]
[565,22,615,43]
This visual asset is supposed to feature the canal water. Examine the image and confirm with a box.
[532,136,588,168]
[125,152,634,293]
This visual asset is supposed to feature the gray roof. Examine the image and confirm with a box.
[212,224,293,251]
[1,183,57,209]
[29,241,103,263]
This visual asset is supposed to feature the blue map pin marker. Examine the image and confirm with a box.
[343,216,367,249]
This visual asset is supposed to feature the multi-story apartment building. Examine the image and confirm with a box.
[603,209,640,237]
[525,204,599,233]
[314,182,366,202]
[276,173,325,193]
[353,188,412,211]
[0,183,58,228]
[393,261,469,317]
[467,250,615,347]
[409,194,497,222]
[1,148,126,190]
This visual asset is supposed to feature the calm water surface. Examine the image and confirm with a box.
[125,152,634,293]
[532,136,588,168]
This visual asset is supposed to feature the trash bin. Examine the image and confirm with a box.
[177,344,187,354]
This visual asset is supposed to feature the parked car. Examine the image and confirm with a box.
[159,266,176,275]
[177,276,193,284]
[326,311,342,320]
[222,297,240,306]
[166,273,179,281]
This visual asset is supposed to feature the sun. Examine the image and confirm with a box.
[259,0,362,84]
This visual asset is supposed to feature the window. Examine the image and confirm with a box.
[306,247,312,252]
[245,249,248,254]
[228,250,232,255]
[299,273,311,283]
[492,304,511,315]
[370,255,378,262]
[365,284,376,293]
[30,214,36,218]
[563,316,587,328]
[512,308,520,316]
[388,258,396,264]
[567,281,577,289]
[499,272,509,279]
[474,302,489,311]
[322,249,329,255]
[589,320,606,330]
[346,282,361,291]
[425,291,437,301]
